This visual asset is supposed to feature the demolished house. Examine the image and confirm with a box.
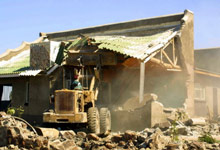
[194,47,220,119]
[0,10,194,130]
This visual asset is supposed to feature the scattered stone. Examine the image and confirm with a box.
[118,141,126,146]
[76,132,87,138]
[1,111,220,150]
[166,143,179,150]
[177,126,190,135]
[111,134,123,143]
[62,139,76,149]
[137,134,146,143]
[35,127,59,138]
[87,133,100,141]
[49,139,64,150]
[105,142,116,149]
[8,144,15,149]
[188,141,205,150]
[123,130,137,141]
[60,130,76,140]
[186,118,206,126]
[154,121,171,131]
[0,127,7,146]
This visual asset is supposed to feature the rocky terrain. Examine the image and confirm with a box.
[1,112,220,150]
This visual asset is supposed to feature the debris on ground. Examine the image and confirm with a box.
[1,112,220,149]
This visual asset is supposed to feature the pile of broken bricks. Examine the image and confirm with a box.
[1,112,220,150]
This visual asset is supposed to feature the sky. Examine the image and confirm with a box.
[0,0,220,54]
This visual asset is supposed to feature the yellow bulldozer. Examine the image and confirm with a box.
[43,76,111,134]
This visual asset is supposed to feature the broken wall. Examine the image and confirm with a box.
[30,41,60,70]
[175,10,194,116]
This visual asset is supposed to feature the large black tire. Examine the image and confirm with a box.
[100,108,111,133]
[88,107,100,134]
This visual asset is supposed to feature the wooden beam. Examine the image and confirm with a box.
[144,38,172,63]
[175,57,178,65]
[172,39,176,65]
[139,62,145,103]
[144,50,160,63]
[195,70,220,78]
[162,50,175,67]
[150,58,181,69]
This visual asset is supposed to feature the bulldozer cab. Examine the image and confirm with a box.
[55,66,98,112]
[43,66,98,122]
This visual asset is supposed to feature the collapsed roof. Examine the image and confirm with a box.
[0,10,191,77]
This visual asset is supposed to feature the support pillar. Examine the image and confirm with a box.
[139,62,145,103]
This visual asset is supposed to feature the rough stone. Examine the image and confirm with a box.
[60,130,76,140]
[185,118,206,126]
[111,134,123,143]
[0,112,7,118]
[0,127,7,146]
[49,139,65,150]
[166,143,179,150]
[76,132,87,138]
[123,130,137,141]
[177,126,190,135]
[105,142,116,149]
[153,121,171,131]
[137,134,147,143]
[188,141,205,150]
[87,133,100,141]
[62,139,76,149]
[35,127,59,138]
[118,141,126,146]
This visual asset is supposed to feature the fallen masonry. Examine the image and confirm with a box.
[1,112,220,149]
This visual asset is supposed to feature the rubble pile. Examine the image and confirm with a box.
[1,112,220,150]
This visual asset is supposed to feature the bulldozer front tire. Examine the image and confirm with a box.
[88,107,100,134]
[100,108,111,133]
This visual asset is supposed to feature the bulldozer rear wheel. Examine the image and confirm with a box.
[100,108,111,133]
[88,107,100,134]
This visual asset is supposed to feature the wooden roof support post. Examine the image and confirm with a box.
[139,61,145,103]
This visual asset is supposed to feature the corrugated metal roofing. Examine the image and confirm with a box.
[93,29,177,61]
[0,50,30,75]
[19,70,41,76]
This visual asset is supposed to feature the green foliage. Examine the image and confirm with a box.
[198,124,218,144]
[7,106,24,117]
[16,106,24,117]
[199,133,216,144]
[170,122,179,142]
[7,107,16,115]
[170,109,188,142]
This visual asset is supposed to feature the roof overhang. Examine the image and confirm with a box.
[19,70,42,76]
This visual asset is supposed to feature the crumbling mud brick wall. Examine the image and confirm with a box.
[175,10,194,116]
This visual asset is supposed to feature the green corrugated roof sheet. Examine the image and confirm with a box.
[0,55,30,75]
[92,29,175,60]
[56,28,176,64]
